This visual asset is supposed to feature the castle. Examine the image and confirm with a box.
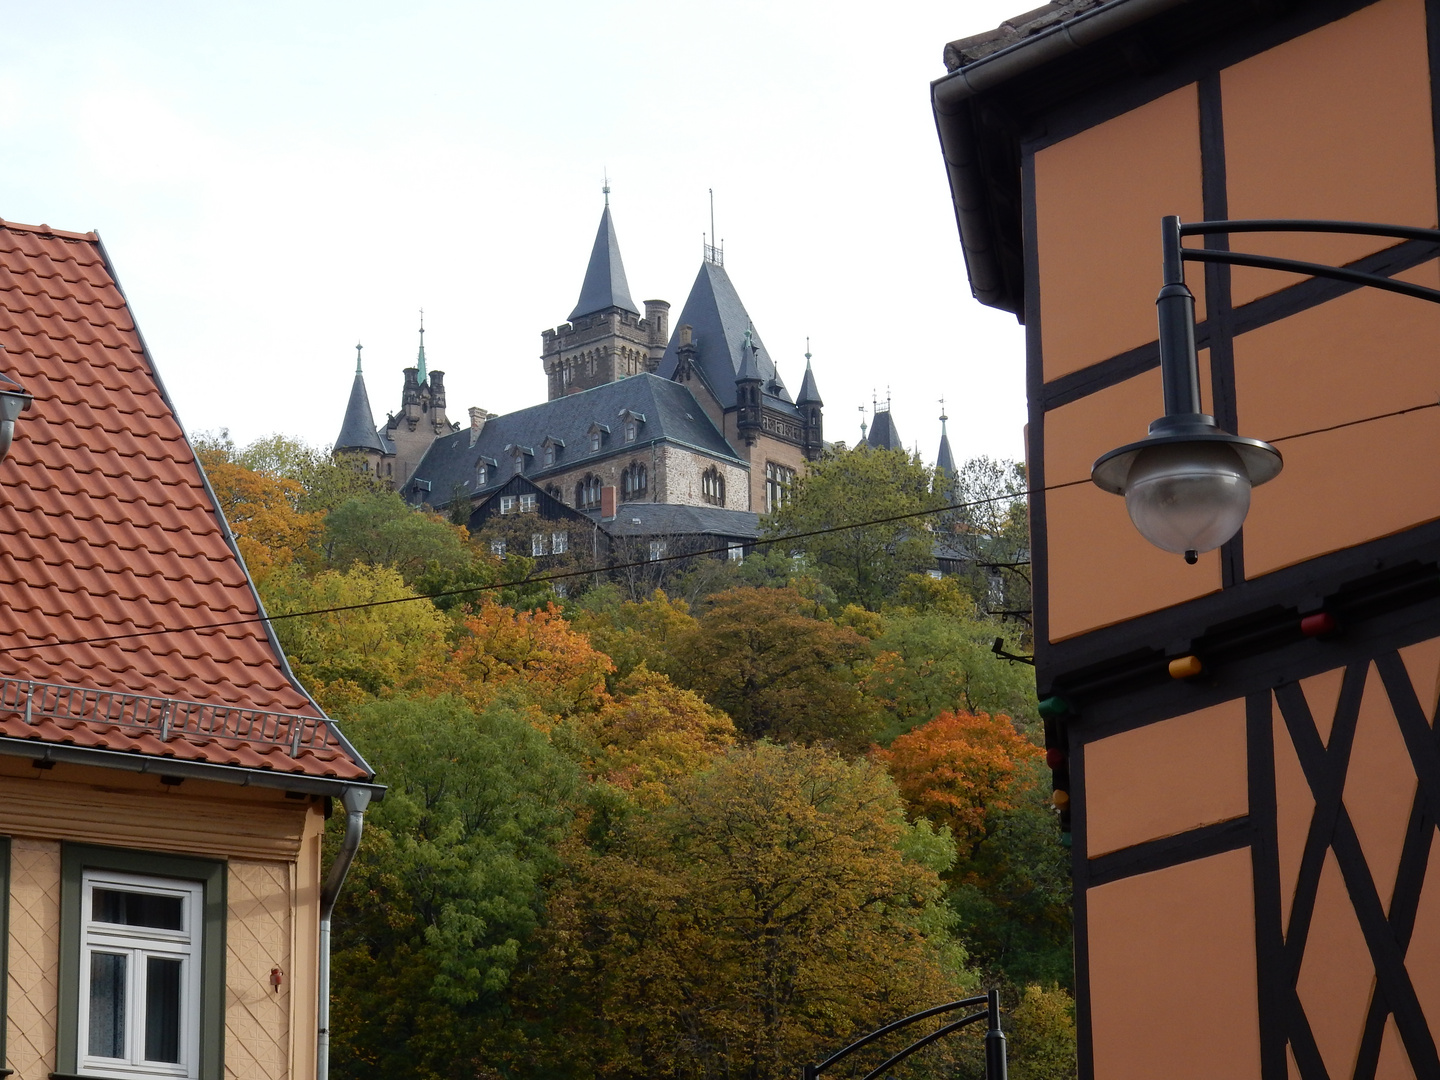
[333,195,826,548]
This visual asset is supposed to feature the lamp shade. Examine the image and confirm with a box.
[1123,441,1251,555]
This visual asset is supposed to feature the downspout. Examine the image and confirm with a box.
[318,785,371,1080]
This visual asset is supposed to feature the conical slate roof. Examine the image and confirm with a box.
[737,329,763,382]
[797,358,823,406]
[867,408,903,451]
[656,261,791,410]
[936,415,956,476]
[569,206,640,320]
[335,351,385,453]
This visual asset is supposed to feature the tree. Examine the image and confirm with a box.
[527,742,971,1080]
[261,563,451,711]
[672,586,878,746]
[329,696,579,1080]
[937,456,1031,631]
[199,456,323,581]
[323,493,475,585]
[767,445,942,611]
[432,600,614,721]
[1006,984,1078,1080]
[571,667,736,804]
[875,709,1041,860]
[566,587,697,684]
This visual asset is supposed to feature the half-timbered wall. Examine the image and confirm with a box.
[1020,1,1440,1077]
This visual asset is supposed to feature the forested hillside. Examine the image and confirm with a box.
[198,434,1075,1080]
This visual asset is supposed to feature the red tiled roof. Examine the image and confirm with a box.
[0,218,370,782]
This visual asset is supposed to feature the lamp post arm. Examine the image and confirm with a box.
[1180,247,1440,307]
[809,995,989,1075]
[853,1011,990,1080]
[1179,218,1440,245]
[1157,215,1203,416]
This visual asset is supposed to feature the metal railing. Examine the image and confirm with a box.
[802,989,1007,1080]
[0,677,332,757]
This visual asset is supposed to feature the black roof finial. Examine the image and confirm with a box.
[355,342,363,375]
[603,169,610,207]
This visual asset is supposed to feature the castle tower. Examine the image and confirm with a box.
[333,343,386,477]
[541,189,669,400]
[383,316,453,488]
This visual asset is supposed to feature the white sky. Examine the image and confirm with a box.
[0,1,1029,469]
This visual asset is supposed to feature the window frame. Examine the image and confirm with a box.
[519,494,538,514]
[552,531,568,554]
[58,845,225,1080]
[499,496,516,515]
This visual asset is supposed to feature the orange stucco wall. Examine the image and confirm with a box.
[1087,848,1262,1080]
[1085,699,1249,856]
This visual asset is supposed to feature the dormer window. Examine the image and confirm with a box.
[513,456,524,476]
[587,423,609,453]
[543,446,555,466]
[541,436,564,467]
[590,432,601,452]
[617,410,646,444]
[506,444,533,476]
[624,421,637,443]
[477,464,488,485]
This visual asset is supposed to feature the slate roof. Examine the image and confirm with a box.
[656,261,799,414]
[796,359,823,407]
[405,373,743,510]
[936,417,956,477]
[335,354,384,453]
[569,206,640,321]
[867,408,904,451]
[0,219,371,783]
[599,502,761,540]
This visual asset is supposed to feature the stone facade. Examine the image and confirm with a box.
[384,367,454,487]
[541,300,669,400]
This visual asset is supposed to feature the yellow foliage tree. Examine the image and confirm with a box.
[203,458,323,581]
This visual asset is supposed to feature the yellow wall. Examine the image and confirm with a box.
[0,764,323,1080]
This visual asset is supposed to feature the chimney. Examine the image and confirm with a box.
[600,485,617,521]
[468,406,491,446]
[428,369,447,410]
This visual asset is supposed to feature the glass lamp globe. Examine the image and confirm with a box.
[1123,441,1251,557]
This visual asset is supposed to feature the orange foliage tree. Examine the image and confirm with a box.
[876,709,1041,858]
[202,458,323,581]
[432,600,613,721]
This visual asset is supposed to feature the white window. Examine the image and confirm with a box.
[590,431,602,452]
[553,582,568,599]
[476,464,488,486]
[552,531,568,554]
[765,462,796,513]
[512,455,524,475]
[499,496,516,515]
[531,533,547,556]
[728,542,744,562]
[519,494,537,513]
[624,420,637,442]
[79,871,203,1079]
[491,538,506,557]
[649,540,666,562]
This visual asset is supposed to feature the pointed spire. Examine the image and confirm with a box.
[335,345,385,453]
[736,327,763,382]
[936,398,957,478]
[416,309,428,387]
[797,338,823,406]
[569,197,640,320]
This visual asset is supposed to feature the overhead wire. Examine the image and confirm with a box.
[0,397,1433,658]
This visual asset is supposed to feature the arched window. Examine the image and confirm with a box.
[702,467,725,506]
[576,474,602,511]
[622,463,647,500]
[545,484,561,501]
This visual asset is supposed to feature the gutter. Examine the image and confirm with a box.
[317,785,371,1080]
[929,0,1198,312]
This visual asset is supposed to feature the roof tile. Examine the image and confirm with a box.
[0,219,369,782]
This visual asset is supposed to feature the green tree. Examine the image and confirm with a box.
[1007,984,1078,1080]
[937,456,1031,631]
[527,742,971,1080]
[330,696,579,1080]
[672,586,878,746]
[566,586,697,684]
[323,493,475,585]
[767,445,941,611]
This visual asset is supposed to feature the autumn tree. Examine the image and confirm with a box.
[432,600,613,720]
[672,586,878,746]
[261,563,451,711]
[198,456,323,581]
[767,445,942,611]
[323,492,475,585]
[1006,984,1078,1080]
[567,586,697,684]
[936,455,1031,629]
[875,709,1041,859]
[528,742,971,1080]
[329,696,578,1080]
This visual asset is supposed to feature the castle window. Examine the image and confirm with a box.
[765,462,795,514]
[499,496,516,515]
[624,420,637,443]
[621,463,647,500]
[476,464,488,486]
[513,455,524,476]
[519,494,537,513]
[531,533,547,556]
[576,475,602,511]
[701,467,725,506]
[545,484,561,500]
[590,432,601,452]
[552,531,568,554]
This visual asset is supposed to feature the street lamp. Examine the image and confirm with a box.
[1091,216,1281,564]
[1093,215,1440,562]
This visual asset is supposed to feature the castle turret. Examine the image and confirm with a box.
[384,318,452,487]
[796,341,824,461]
[541,187,668,399]
[334,344,385,474]
[735,329,763,446]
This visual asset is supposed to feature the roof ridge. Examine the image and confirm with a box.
[0,218,98,242]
